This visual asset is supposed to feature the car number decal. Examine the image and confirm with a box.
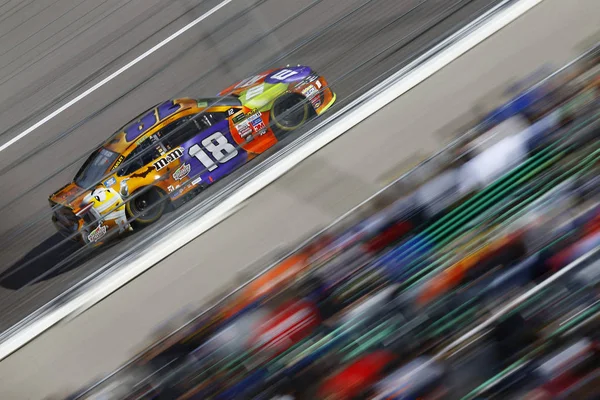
[188,131,238,171]
[181,120,248,185]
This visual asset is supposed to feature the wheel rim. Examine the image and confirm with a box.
[128,188,164,222]
[273,96,308,129]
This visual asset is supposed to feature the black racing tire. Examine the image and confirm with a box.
[270,93,311,137]
[125,186,169,228]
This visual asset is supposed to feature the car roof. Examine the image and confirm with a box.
[102,97,242,154]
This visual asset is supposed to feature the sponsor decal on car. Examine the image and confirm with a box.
[110,155,125,171]
[87,224,108,243]
[104,177,116,188]
[302,85,321,109]
[153,147,184,171]
[192,176,203,186]
[171,183,193,198]
[248,111,266,134]
[173,163,191,181]
[232,112,246,124]
[294,73,320,89]
[310,96,322,109]
[302,85,318,98]
[235,120,253,139]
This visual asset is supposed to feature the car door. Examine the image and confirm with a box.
[177,116,249,187]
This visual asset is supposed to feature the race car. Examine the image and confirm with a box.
[49,66,336,244]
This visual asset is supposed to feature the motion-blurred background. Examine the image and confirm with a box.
[0,0,599,398]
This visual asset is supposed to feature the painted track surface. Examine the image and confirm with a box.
[0,0,504,332]
[0,0,597,397]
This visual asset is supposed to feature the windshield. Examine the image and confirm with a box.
[74,147,120,188]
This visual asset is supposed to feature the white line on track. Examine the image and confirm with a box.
[0,0,545,361]
[0,0,232,154]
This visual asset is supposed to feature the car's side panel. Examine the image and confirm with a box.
[140,109,277,202]
[228,109,278,155]
[179,119,249,187]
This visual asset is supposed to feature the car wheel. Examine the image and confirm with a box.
[125,186,168,228]
[271,93,311,137]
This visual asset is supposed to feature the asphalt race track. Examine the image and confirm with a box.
[0,0,598,397]
[0,0,503,331]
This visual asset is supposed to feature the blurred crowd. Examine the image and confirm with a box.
[64,46,600,400]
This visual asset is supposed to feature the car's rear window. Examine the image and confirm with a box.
[74,147,120,188]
